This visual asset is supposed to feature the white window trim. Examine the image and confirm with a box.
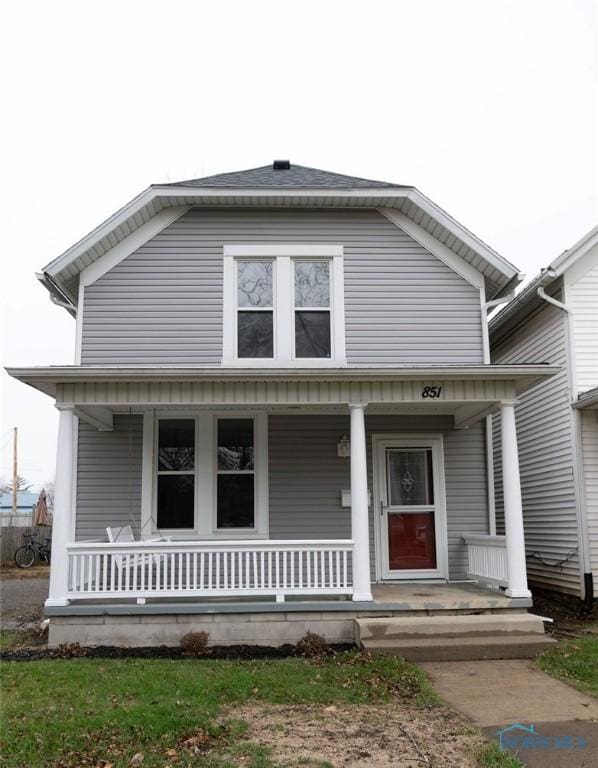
[140,410,269,540]
[222,244,346,367]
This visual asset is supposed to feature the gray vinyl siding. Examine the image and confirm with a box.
[75,415,143,541]
[268,414,488,580]
[491,300,581,596]
[81,208,484,366]
[74,413,488,580]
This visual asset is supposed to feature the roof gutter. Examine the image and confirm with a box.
[36,272,77,317]
[537,284,593,608]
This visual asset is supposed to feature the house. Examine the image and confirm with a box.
[490,226,598,605]
[0,491,38,527]
[7,162,558,653]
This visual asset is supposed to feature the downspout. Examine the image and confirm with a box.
[483,290,516,536]
[537,285,594,609]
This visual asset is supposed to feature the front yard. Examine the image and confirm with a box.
[532,589,598,696]
[0,651,515,768]
[537,625,598,697]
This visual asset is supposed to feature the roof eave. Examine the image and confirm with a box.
[40,185,520,306]
[6,363,561,400]
[488,269,559,340]
[491,224,598,340]
[573,386,598,410]
[548,225,598,276]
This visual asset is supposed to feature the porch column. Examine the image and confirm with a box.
[46,406,75,607]
[500,401,531,599]
[349,403,373,602]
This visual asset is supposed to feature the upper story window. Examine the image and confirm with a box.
[294,261,331,358]
[237,261,274,358]
[223,245,346,366]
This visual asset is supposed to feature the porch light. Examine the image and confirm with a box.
[337,434,350,457]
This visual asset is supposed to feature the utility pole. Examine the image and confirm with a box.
[12,427,17,518]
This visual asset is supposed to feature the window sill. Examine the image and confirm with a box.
[151,531,268,541]
[220,359,348,368]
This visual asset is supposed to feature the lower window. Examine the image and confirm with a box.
[156,419,195,529]
[152,414,263,534]
[217,418,255,529]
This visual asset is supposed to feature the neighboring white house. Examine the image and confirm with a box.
[490,225,598,603]
[8,162,557,652]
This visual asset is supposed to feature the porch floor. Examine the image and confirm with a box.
[46,581,532,616]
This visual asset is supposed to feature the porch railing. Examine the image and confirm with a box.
[463,534,508,588]
[65,540,354,602]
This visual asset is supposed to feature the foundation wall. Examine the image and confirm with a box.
[48,607,527,648]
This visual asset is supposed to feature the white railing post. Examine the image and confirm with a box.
[349,403,373,602]
[46,407,75,607]
[500,401,532,599]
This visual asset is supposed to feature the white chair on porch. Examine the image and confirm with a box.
[106,525,173,545]
[106,526,172,604]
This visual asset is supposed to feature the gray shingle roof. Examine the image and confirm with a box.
[166,163,408,190]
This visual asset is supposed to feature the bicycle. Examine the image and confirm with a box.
[14,532,52,568]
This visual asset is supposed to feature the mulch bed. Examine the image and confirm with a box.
[531,587,598,638]
[1,641,355,662]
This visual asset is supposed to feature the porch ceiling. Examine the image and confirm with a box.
[7,365,559,431]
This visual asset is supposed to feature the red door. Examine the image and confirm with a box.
[385,448,438,572]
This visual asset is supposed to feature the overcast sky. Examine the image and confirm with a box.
[1,0,596,489]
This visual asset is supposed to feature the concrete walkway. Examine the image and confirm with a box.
[421,660,598,767]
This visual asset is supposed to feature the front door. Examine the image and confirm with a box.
[374,436,447,580]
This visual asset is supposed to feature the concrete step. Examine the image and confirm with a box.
[355,613,546,644]
[360,634,557,662]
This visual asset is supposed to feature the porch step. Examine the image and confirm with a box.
[355,613,555,661]
[358,635,557,662]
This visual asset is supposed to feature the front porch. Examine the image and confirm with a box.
[9,364,559,621]
[59,536,517,606]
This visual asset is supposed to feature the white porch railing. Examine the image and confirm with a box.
[65,540,354,602]
[463,534,508,588]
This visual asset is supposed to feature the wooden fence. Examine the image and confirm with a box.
[0,526,52,566]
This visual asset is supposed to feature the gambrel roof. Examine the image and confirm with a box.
[39,161,522,314]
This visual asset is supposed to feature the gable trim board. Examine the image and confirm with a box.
[74,205,191,364]
[79,206,192,288]
[378,209,484,291]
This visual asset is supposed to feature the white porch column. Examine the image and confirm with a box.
[500,401,531,599]
[349,403,373,602]
[46,406,75,607]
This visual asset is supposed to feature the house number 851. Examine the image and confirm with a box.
[421,386,443,399]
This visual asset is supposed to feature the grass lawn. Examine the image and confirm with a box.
[537,633,598,697]
[0,651,518,768]
[0,628,42,651]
